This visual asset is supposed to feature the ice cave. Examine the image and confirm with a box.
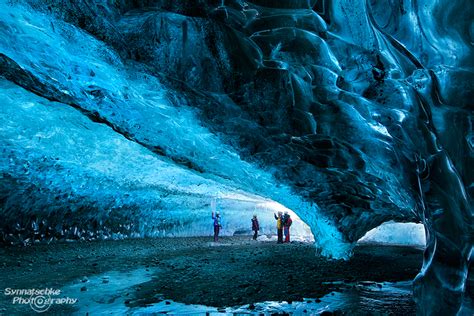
[0,0,472,315]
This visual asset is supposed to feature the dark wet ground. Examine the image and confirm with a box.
[0,236,424,315]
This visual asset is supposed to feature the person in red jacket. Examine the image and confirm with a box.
[251,215,259,240]
[283,212,292,243]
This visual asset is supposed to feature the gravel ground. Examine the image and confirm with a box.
[0,236,424,315]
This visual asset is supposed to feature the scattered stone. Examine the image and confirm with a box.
[232,297,242,303]
[0,236,423,313]
[80,286,87,292]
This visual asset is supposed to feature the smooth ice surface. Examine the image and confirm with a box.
[0,0,472,313]
[358,222,426,246]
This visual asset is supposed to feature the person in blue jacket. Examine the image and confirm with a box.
[211,211,222,242]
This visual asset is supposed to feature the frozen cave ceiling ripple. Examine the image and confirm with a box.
[0,0,472,314]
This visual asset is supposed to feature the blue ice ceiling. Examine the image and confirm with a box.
[0,0,472,314]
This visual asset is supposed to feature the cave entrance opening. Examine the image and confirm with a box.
[357,221,426,247]
[252,201,315,242]
[215,194,314,242]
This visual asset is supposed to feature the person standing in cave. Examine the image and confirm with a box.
[211,211,222,242]
[283,213,292,243]
[281,211,289,239]
[251,215,259,240]
[274,212,283,243]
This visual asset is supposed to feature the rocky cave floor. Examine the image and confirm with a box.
[0,237,432,315]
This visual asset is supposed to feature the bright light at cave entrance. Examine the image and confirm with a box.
[358,221,426,246]
[212,193,314,241]
[254,201,314,242]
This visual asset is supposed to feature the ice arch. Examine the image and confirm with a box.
[0,0,472,314]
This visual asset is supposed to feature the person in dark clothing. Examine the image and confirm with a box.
[251,215,259,240]
[274,212,283,243]
[283,212,293,243]
[211,211,222,242]
[282,212,289,227]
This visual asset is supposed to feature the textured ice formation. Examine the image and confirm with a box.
[0,0,472,314]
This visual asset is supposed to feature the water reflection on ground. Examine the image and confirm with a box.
[63,269,420,315]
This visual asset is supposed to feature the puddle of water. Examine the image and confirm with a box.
[125,281,415,315]
[60,268,417,315]
[60,267,158,315]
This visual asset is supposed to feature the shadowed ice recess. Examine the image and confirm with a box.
[0,0,472,314]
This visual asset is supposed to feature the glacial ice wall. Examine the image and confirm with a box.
[0,0,349,255]
[0,0,472,314]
